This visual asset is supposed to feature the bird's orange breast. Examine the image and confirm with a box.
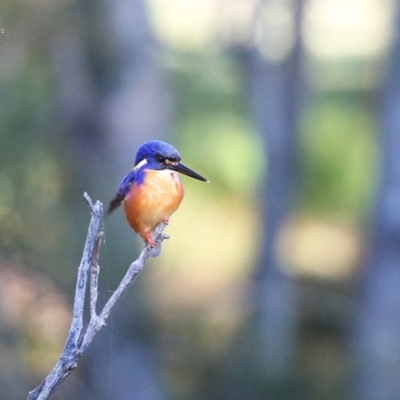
[124,169,184,239]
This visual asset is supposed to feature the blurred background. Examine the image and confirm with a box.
[0,0,399,399]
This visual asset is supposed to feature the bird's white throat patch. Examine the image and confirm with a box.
[133,158,148,171]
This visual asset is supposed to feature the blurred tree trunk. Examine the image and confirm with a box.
[242,0,304,397]
[102,0,171,174]
[352,3,400,400]
[52,0,170,399]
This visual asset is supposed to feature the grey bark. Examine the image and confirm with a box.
[27,194,168,400]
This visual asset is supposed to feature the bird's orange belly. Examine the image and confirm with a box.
[124,170,184,238]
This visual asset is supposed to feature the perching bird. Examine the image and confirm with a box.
[108,140,208,247]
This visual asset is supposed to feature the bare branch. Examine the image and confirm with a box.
[90,231,103,319]
[27,194,168,400]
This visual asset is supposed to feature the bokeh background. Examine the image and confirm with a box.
[0,0,399,399]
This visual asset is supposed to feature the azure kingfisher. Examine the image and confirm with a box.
[108,140,208,247]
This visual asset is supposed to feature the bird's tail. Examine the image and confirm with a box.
[107,193,124,215]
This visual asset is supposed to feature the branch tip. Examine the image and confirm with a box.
[83,192,94,210]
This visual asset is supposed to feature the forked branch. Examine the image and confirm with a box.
[27,193,168,400]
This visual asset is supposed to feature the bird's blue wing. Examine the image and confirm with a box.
[107,170,136,214]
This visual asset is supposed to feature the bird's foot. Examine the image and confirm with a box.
[144,232,157,248]
[144,224,170,258]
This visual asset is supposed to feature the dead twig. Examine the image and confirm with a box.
[27,192,168,400]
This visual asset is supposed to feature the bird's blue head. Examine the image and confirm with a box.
[134,140,208,182]
[135,140,181,166]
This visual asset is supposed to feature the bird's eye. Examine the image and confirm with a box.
[156,155,165,163]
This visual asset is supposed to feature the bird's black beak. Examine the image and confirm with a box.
[168,162,208,182]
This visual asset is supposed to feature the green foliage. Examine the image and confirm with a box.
[167,52,265,198]
[301,92,378,219]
